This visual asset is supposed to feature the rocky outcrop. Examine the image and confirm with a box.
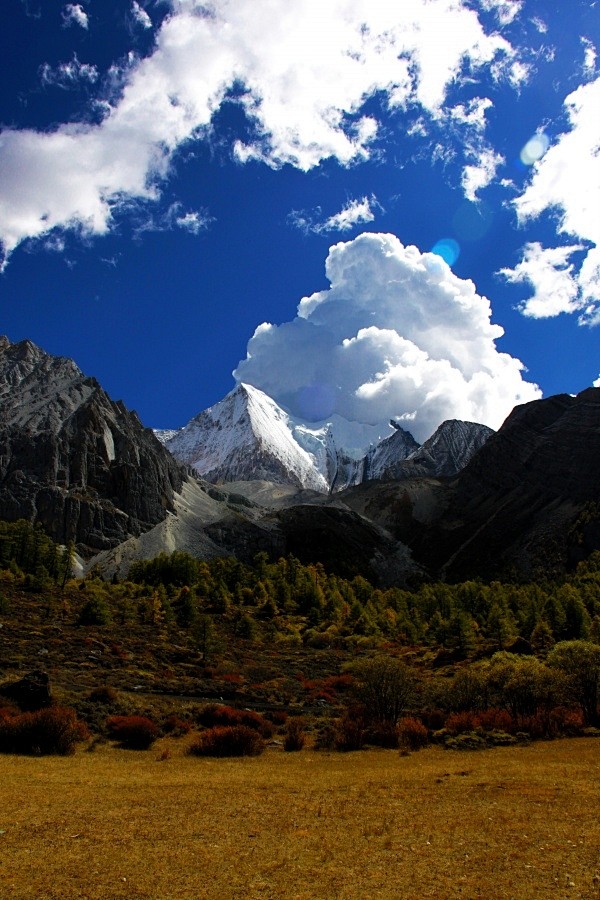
[0,669,52,711]
[0,337,185,554]
[378,420,493,481]
[409,388,600,579]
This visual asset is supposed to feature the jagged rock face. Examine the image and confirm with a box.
[0,337,184,554]
[410,388,600,579]
[362,425,420,481]
[378,420,493,481]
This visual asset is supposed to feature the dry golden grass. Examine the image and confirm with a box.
[0,738,599,899]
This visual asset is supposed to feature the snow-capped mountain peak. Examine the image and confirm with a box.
[162,383,494,493]
[165,383,330,491]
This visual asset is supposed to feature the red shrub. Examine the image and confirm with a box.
[283,717,306,752]
[334,711,365,751]
[162,715,192,736]
[0,704,19,723]
[398,717,429,750]
[198,705,273,738]
[106,715,159,749]
[445,711,478,735]
[549,706,584,736]
[365,722,400,748]
[87,686,119,705]
[189,725,265,757]
[322,674,355,694]
[475,708,515,734]
[420,709,446,730]
[0,706,89,755]
[518,712,549,739]
[265,710,288,726]
[221,673,244,685]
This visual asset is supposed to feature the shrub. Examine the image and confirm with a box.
[364,722,400,748]
[77,596,112,626]
[445,711,479,735]
[265,710,288,727]
[0,706,89,755]
[87,686,119,705]
[550,706,584,736]
[476,708,515,734]
[189,725,265,757]
[162,715,192,736]
[351,655,415,726]
[283,717,305,752]
[197,705,274,738]
[398,717,429,751]
[334,711,365,751]
[106,715,159,749]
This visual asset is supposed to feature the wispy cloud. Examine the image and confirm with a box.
[132,202,213,238]
[62,4,88,29]
[289,196,381,235]
[40,56,99,89]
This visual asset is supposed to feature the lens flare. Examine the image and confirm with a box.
[520,133,549,165]
[431,238,460,266]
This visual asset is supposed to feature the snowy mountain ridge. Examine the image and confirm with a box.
[161,382,493,492]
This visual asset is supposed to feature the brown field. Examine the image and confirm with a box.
[0,739,599,899]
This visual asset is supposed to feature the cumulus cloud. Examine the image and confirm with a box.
[0,0,520,266]
[233,233,540,441]
[499,243,584,318]
[62,4,88,29]
[289,196,380,235]
[594,375,600,388]
[511,76,600,325]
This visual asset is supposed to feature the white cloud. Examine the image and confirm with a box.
[289,196,380,235]
[479,0,522,27]
[461,146,504,201]
[132,1,152,30]
[132,202,212,236]
[531,17,547,34]
[174,209,209,234]
[62,4,88,29]
[234,232,540,441]
[449,98,493,132]
[0,0,520,266]
[40,56,99,89]
[582,38,597,75]
[512,76,600,325]
[594,375,600,388]
[499,242,584,319]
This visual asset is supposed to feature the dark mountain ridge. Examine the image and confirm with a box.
[0,336,185,553]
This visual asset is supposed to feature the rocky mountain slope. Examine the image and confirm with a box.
[2,336,598,584]
[0,337,185,553]
[407,387,600,579]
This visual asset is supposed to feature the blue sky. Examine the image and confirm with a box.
[0,0,598,438]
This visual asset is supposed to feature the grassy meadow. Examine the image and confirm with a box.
[1,738,599,899]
